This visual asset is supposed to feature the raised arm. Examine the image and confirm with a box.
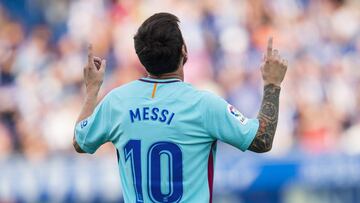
[248,37,287,153]
[73,44,106,153]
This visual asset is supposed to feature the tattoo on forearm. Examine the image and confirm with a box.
[249,84,280,153]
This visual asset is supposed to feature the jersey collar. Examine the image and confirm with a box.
[139,77,182,84]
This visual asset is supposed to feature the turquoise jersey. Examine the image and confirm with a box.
[75,77,259,203]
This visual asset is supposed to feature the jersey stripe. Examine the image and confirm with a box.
[207,141,216,203]
[151,83,158,98]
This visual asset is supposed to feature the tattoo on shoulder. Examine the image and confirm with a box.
[249,84,280,153]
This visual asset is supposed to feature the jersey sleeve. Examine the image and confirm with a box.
[74,93,113,154]
[203,92,259,151]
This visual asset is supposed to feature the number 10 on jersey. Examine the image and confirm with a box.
[124,140,183,203]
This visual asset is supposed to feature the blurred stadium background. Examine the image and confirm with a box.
[1,0,360,202]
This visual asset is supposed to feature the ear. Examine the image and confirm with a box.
[182,44,188,65]
[182,44,187,55]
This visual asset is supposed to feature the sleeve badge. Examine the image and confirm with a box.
[80,119,88,129]
[227,104,248,125]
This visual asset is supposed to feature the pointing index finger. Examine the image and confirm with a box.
[267,37,273,57]
[88,44,94,65]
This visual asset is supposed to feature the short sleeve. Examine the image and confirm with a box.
[203,92,259,151]
[75,95,113,154]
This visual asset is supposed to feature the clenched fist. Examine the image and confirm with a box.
[84,44,106,96]
[260,37,287,87]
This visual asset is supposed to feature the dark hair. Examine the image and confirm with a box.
[134,13,185,75]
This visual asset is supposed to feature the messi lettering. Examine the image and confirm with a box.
[129,107,175,125]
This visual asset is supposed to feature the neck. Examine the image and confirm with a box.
[148,67,184,81]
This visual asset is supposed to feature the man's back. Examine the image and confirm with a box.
[75,77,259,202]
[74,12,287,203]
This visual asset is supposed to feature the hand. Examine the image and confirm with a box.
[84,44,106,96]
[260,37,287,87]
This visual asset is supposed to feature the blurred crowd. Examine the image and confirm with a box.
[1,0,360,159]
